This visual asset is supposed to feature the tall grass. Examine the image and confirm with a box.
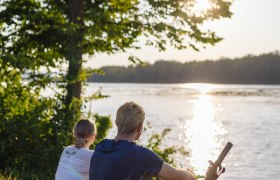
[0,169,20,180]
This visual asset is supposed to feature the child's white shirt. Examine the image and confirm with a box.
[55,146,94,180]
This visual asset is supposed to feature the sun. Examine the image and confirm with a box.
[192,0,212,15]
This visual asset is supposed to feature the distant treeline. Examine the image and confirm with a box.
[88,51,280,84]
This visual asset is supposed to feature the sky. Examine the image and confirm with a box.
[86,0,280,68]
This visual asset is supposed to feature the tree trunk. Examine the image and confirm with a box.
[65,0,84,107]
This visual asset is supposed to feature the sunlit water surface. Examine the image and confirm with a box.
[82,83,280,180]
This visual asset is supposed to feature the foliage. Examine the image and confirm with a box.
[90,51,280,84]
[93,114,113,146]
[0,0,233,105]
[0,61,55,179]
[146,128,188,165]
[0,60,112,179]
[0,169,21,180]
[0,0,233,59]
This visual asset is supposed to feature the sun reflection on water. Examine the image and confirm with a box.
[184,84,226,175]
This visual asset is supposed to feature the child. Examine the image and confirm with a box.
[55,119,96,180]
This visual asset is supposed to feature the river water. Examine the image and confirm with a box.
[84,83,280,180]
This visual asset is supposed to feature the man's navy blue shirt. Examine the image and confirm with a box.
[89,139,164,180]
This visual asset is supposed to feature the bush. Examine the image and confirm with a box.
[0,61,112,179]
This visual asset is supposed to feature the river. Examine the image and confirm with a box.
[83,83,280,180]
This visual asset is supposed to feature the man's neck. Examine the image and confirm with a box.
[115,133,136,142]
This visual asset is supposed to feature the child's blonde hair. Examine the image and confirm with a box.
[116,102,145,134]
[73,119,96,148]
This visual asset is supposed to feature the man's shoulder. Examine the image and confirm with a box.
[133,143,164,175]
[133,143,150,152]
[132,143,161,159]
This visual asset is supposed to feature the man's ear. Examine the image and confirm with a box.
[136,123,143,133]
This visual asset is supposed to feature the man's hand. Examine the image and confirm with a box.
[185,169,197,180]
[204,160,225,180]
[158,162,197,180]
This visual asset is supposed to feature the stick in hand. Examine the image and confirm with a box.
[205,142,233,180]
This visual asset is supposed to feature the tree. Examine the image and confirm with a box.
[0,0,233,109]
[0,0,233,178]
[89,52,280,84]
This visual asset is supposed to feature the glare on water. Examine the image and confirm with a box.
[182,83,215,94]
[183,84,226,175]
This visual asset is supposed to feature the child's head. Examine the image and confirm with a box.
[73,119,96,148]
[115,102,145,135]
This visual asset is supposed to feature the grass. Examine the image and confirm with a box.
[0,169,20,180]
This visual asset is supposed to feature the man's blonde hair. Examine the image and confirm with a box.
[116,102,145,134]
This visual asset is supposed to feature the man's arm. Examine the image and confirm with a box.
[157,162,196,180]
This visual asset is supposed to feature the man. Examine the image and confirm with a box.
[89,102,204,180]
